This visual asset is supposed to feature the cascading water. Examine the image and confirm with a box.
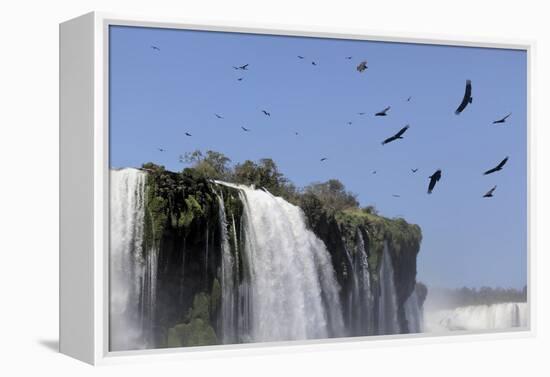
[350,229,373,335]
[404,289,423,333]
[216,193,237,344]
[425,302,528,332]
[217,182,346,342]
[110,168,148,351]
[377,243,399,335]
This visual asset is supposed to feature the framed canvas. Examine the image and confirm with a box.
[59,12,534,365]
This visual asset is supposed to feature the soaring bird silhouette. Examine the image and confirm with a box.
[237,77,244,81]
[150,45,160,51]
[320,157,328,162]
[157,148,165,152]
[411,168,419,173]
[214,113,224,119]
[241,126,251,132]
[295,131,299,135]
[382,125,410,145]
[483,157,509,175]
[262,110,271,116]
[483,185,497,198]
[407,96,412,102]
[455,80,473,115]
[358,112,366,115]
[233,64,249,70]
[297,55,305,59]
[392,194,401,198]
[311,61,317,66]
[185,132,192,137]
[493,113,512,124]
[346,56,353,60]
[375,106,391,116]
[428,170,442,194]
[347,121,353,126]
[356,61,368,72]
[372,170,377,175]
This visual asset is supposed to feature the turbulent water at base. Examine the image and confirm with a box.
[110,168,150,351]
[377,243,399,335]
[425,303,528,332]
[217,182,346,342]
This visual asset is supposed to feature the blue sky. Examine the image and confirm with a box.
[109,26,527,289]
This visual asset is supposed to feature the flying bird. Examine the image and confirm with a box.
[427,170,442,194]
[157,148,165,152]
[492,113,512,124]
[237,77,244,81]
[358,112,366,115]
[407,96,412,102]
[372,170,377,175]
[185,132,192,137]
[411,168,419,173]
[347,121,353,126]
[297,55,305,59]
[392,194,401,198]
[241,126,251,132]
[455,79,473,115]
[214,113,224,119]
[233,64,249,70]
[150,45,160,51]
[262,110,271,116]
[483,157,509,175]
[295,131,299,135]
[320,157,328,162]
[346,56,353,60]
[375,106,391,116]
[311,61,317,66]
[382,125,410,145]
[356,61,368,72]
[483,185,497,198]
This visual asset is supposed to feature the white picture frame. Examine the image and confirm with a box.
[59,11,535,365]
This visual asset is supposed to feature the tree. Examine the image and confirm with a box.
[304,179,359,212]
[183,150,231,180]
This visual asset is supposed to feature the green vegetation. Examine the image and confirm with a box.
[165,292,218,348]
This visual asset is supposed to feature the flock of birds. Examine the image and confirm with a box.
[149,44,512,199]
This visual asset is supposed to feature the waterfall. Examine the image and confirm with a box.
[216,182,345,342]
[424,303,528,332]
[216,193,236,344]
[349,229,373,335]
[377,243,399,335]
[404,289,423,333]
[109,168,147,351]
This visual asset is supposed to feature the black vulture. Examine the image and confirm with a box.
[241,126,251,132]
[493,113,512,124]
[372,170,377,174]
[407,96,412,102]
[428,170,442,194]
[320,157,328,162]
[347,121,353,126]
[411,168,419,173]
[214,113,223,119]
[382,125,410,145]
[157,148,165,152]
[233,64,249,70]
[237,77,244,81]
[312,61,317,66]
[346,56,353,59]
[357,61,368,72]
[483,157,509,175]
[262,110,271,116]
[375,106,391,116]
[150,45,160,51]
[185,132,192,137]
[483,185,497,198]
[358,112,366,115]
[392,194,401,198]
[455,80,473,115]
[297,55,305,59]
